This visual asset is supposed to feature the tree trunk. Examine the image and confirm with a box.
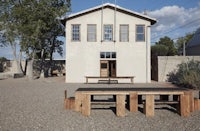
[40,49,45,78]
[26,51,35,80]
[27,59,33,80]
[48,39,55,77]
[11,43,22,73]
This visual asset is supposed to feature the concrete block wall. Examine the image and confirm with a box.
[157,56,200,82]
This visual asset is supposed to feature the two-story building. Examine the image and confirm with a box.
[61,3,157,83]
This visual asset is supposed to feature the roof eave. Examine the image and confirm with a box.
[61,3,157,26]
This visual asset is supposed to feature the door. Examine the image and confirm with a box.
[100,60,109,77]
[109,60,116,77]
[100,60,116,77]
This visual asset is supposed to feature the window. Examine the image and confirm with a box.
[100,52,116,59]
[101,63,107,69]
[87,24,96,42]
[136,25,145,42]
[72,24,80,41]
[104,25,113,41]
[120,25,129,42]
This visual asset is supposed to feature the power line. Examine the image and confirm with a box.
[151,17,200,40]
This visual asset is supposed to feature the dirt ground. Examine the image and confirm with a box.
[0,77,200,131]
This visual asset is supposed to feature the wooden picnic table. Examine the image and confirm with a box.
[75,87,193,117]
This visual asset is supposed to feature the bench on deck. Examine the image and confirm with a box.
[85,76,135,84]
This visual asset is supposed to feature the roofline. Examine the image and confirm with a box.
[60,3,157,25]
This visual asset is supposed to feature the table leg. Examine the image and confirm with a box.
[144,95,154,117]
[194,98,200,111]
[82,94,91,116]
[188,91,194,112]
[116,94,126,117]
[130,92,138,112]
[75,92,83,112]
[180,93,190,117]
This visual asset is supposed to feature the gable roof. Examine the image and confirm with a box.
[186,28,200,48]
[61,3,157,25]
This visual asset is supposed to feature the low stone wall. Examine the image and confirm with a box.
[0,60,65,78]
[157,56,200,82]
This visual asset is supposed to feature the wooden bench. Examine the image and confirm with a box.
[64,90,75,110]
[85,76,135,84]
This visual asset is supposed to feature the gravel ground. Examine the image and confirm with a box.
[0,77,200,131]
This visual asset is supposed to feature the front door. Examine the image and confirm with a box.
[100,60,109,77]
[100,60,116,77]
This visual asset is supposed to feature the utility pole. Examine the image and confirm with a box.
[183,41,186,56]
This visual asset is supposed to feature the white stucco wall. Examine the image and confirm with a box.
[65,8,152,83]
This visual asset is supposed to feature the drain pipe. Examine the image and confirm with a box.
[101,0,104,43]
[114,0,116,43]
[146,25,151,83]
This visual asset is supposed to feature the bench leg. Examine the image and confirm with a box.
[130,93,138,112]
[180,93,190,117]
[86,78,88,84]
[131,78,134,83]
[144,95,154,117]
[116,94,126,117]
[82,94,91,116]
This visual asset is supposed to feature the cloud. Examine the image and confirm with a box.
[148,3,200,42]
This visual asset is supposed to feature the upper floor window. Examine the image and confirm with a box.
[87,24,96,42]
[104,25,113,41]
[136,25,145,42]
[72,24,80,41]
[120,25,129,42]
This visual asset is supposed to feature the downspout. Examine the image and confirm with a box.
[101,1,104,43]
[146,26,151,83]
[114,0,116,43]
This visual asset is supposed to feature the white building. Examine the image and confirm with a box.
[61,3,156,83]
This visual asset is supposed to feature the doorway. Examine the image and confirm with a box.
[100,60,116,77]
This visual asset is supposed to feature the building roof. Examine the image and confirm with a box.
[186,28,200,48]
[60,3,157,25]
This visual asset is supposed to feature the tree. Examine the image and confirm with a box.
[151,36,177,81]
[0,0,71,78]
[0,1,22,73]
[175,33,194,55]
[155,36,177,56]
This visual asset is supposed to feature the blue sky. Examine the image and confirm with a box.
[1,0,200,59]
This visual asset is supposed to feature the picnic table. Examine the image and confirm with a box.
[85,76,135,84]
[74,87,194,117]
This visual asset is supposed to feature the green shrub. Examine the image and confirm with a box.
[168,60,200,89]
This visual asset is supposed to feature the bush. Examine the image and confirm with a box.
[168,60,200,90]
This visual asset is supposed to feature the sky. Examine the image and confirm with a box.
[1,0,200,60]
